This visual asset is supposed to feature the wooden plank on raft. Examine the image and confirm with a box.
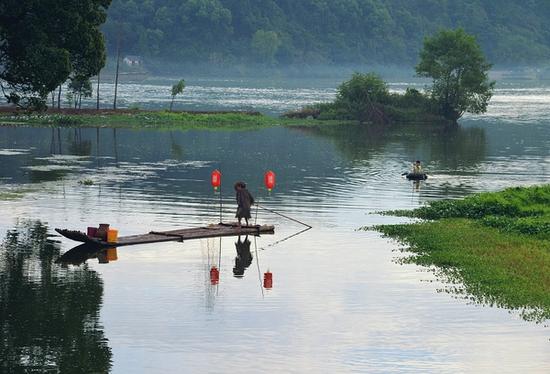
[55,223,274,248]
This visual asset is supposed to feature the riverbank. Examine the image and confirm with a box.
[0,109,349,130]
[369,185,550,322]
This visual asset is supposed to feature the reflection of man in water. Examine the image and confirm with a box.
[233,236,253,277]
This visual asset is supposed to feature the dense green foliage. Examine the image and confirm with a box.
[0,110,340,129]
[286,72,441,123]
[102,0,550,66]
[334,73,390,123]
[68,77,93,109]
[373,185,550,321]
[417,29,494,120]
[388,185,550,239]
[0,0,111,108]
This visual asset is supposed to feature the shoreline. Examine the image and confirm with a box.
[0,108,353,130]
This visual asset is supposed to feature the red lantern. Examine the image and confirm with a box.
[210,266,219,285]
[263,271,273,289]
[264,170,276,191]
[211,169,221,190]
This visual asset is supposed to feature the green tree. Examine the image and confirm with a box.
[251,30,281,64]
[335,73,390,123]
[68,76,93,109]
[0,0,111,109]
[416,28,495,121]
[169,79,185,111]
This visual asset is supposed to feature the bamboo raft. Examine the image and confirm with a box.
[55,223,275,248]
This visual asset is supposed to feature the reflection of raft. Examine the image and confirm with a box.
[406,173,428,180]
[55,223,274,248]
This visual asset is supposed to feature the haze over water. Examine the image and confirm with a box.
[0,77,549,373]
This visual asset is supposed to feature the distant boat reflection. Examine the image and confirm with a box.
[57,243,118,266]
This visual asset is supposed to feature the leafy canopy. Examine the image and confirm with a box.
[335,73,389,122]
[0,0,111,108]
[169,79,185,111]
[102,0,550,66]
[171,79,186,97]
[416,28,494,121]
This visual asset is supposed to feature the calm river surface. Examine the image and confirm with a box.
[1,78,549,373]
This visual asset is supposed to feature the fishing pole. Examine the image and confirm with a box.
[256,226,311,252]
[256,203,312,229]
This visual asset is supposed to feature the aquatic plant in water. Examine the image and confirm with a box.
[369,184,550,322]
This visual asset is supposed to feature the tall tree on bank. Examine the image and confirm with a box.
[416,28,494,121]
[0,0,111,109]
[169,79,186,112]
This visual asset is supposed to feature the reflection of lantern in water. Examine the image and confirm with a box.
[264,170,276,191]
[210,266,220,285]
[263,270,273,289]
[211,169,221,190]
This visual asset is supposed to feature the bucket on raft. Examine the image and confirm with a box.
[97,224,110,240]
[87,227,98,237]
[406,173,428,180]
[107,229,118,243]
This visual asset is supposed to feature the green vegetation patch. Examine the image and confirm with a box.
[370,185,550,322]
[0,187,35,201]
[0,110,338,131]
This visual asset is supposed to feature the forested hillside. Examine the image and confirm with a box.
[102,0,550,66]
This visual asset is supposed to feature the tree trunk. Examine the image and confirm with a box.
[113,41,121,110]
[57,85,62,109]
[96,71,100,110]
[170,95,174,111]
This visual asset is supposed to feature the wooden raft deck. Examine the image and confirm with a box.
[55,223,274,248]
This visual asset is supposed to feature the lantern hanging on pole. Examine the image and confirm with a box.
[211,169,221,190]
[264,170,276,192]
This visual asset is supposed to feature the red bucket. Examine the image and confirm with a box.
[87,227,98,237]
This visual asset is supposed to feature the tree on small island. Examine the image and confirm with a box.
[285,28,494,125]
[334,73,391,124]
[416,28,495,121]
[170,79,186,111]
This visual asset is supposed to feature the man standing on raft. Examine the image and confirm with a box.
[234,181,255,228]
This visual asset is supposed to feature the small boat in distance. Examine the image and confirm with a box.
[405,173,428,180]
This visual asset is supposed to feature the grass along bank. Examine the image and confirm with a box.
[0,109,349,130]
[369,185,550,322]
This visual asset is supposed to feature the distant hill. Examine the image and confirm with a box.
[102,0,550,67]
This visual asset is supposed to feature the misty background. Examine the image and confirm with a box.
[102,0,550,76]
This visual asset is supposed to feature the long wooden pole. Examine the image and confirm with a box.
[96,71,100,110]
[219,178,223,223]
[57,85,61,109]
[113,37,120,110]
[257,204,312,228]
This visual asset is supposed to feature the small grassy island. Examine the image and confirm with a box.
[369,185,550,322]
[0,109,342,130]
[286,29,494,125]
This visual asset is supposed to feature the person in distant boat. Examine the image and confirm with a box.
[234,181,255,228]
[412,160,422,174]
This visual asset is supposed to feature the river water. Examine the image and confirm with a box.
[0,78,549,373]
